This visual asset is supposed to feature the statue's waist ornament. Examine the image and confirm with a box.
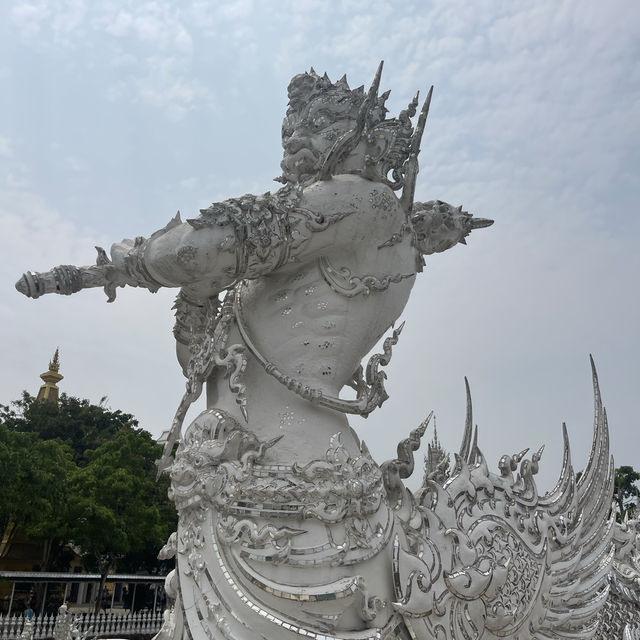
[169,409,401,638]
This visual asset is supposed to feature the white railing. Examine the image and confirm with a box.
[0,611,163,639]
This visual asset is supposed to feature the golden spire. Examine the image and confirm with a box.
[37,348,64,403]
[49,348,60,372]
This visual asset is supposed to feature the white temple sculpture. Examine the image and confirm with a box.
[596,516,640,638]
[17,64,617,640]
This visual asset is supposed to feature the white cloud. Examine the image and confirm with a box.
[101,3,193,54]
[11,1,50,37]
[213,0,253,21]
[5,172,29,189]
[134,55,212,118]
[0,137,30,189]
[179,176,197,189]
[51,0,86,42]
[0,136,13,158]
[63,155,89,173]
[0,189,100,269]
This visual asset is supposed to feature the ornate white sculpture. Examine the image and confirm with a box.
[52,604,88,640]
[596,516,640,638]
[16,64,616,640]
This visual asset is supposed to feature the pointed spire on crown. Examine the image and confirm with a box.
[338,74,349,89]
[49,347,60,373]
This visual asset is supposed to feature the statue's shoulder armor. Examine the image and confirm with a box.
[187,188,302,280]
[300,175,405,245]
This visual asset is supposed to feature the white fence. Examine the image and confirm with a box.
[0,611,163,639]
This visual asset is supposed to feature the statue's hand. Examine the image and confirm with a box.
[15,239,157,303]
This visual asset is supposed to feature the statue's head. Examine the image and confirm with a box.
[278,65,420,188]
[411,200,494,255]
[279,70,361,185]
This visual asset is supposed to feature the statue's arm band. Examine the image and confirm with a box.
[122,237,170,292]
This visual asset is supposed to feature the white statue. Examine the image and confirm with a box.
[596,515,640,638]
[17,64,615,640]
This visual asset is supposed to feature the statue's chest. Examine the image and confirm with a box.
[244,251,414,329]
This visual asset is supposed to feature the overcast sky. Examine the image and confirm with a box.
[1,0,638,491]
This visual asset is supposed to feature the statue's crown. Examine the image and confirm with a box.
[281,63,433,205]
[276,62,433,211]
[286,69,366,122]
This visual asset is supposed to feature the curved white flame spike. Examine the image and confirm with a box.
[468,425,479,465]
[577,354,610,495]
[459,376,473,462]
[368,60,384,101]
[95,246,111,266]
[383,410,433,479]
[411,86,433,155]
[574,356,614,557]
[400,85,434,212]
[401,360,614,638]
[540,422,574,511]
[536,356,615,638]
[512,447,529,467]
[532,444,545,462]
[405,92,419,117]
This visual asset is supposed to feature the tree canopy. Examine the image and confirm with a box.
[0,392,138,466]
[67,428,174,574]
[613,465,640,522]
[0,392,176,586]
[0,424,74,567]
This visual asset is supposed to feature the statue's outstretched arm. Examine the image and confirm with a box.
[15,210,242,303]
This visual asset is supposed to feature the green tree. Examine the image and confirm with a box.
[0,424,75,569]
[1,392,177,613]
[614,465,640,522]
[66,427,176,612]
[0,392,138,466]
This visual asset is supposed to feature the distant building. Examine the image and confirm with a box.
[156,429,171,447]
[36,349,63,403]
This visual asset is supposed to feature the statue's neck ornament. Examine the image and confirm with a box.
[318,256,415,298]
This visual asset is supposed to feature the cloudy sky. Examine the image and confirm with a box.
[0,0,638,491]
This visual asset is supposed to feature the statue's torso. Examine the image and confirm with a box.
[175,176,418,637]
[208,175,417,463]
